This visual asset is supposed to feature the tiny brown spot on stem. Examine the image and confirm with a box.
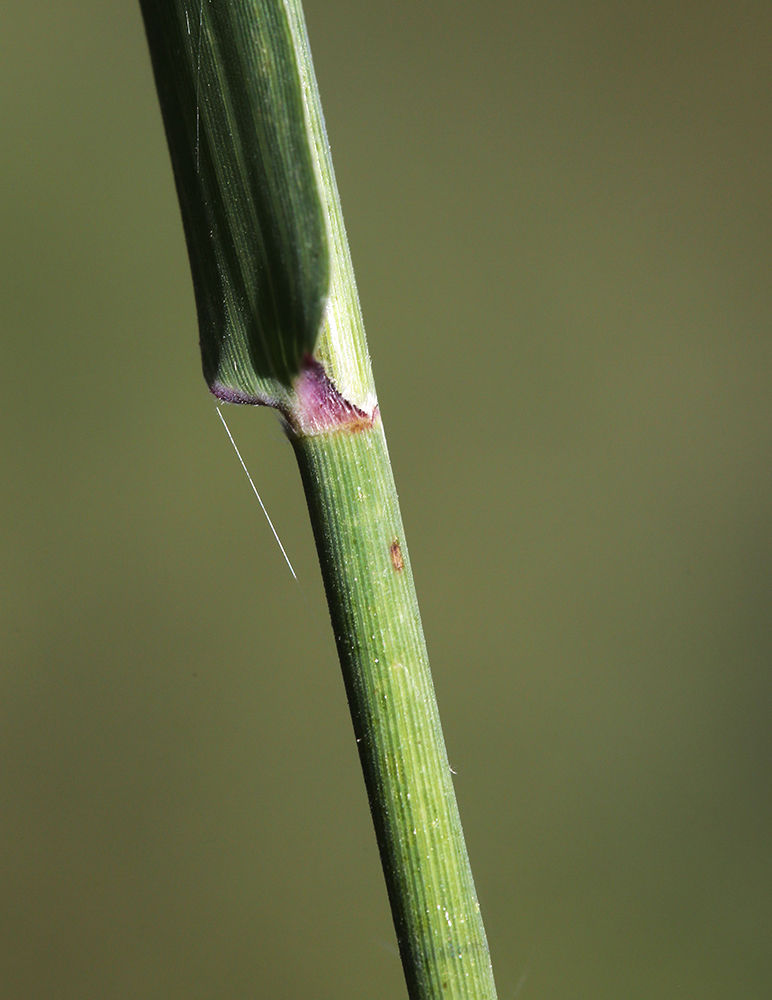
[390,538,404,572]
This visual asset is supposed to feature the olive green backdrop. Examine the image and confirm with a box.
[1,2,770,997]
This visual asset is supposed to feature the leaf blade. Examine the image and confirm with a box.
[141,0,329,397]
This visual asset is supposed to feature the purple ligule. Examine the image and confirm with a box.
[290,356,376,435]
[209,358,377,437]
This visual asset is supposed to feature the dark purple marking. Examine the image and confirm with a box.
[288,356,377,436]
[210,381,273,407]
[209,357,377,437]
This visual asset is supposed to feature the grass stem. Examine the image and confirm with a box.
[139,2,498,995]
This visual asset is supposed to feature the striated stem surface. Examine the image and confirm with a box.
[291,412,497,1000]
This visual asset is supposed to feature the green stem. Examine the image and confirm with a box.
[138,0,498,994]
[291,416,497,1000]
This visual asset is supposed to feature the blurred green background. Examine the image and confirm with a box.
[1,1,770,997]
